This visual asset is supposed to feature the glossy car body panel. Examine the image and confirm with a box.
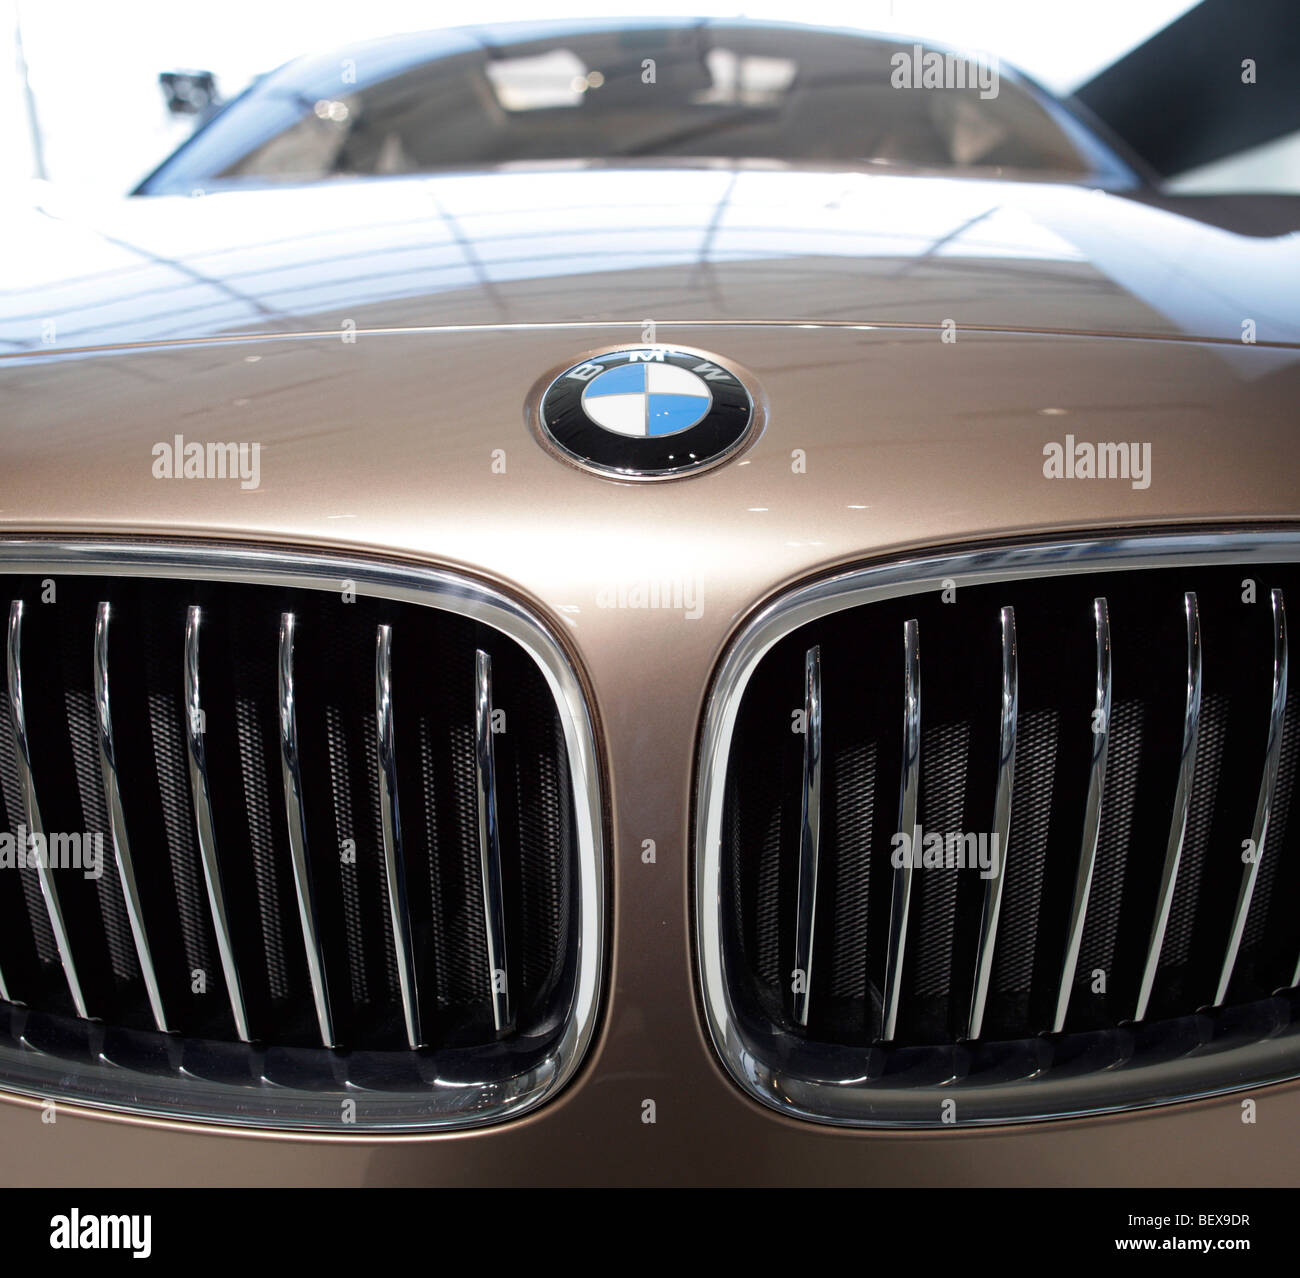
[2,156,1298,1182]
[4,171,1300,356]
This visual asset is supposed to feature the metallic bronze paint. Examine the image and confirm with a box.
[2,166,1298,1184]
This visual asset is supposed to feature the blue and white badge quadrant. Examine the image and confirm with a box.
[581,362,713,437]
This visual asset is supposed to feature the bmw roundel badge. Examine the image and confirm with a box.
[538,347,755,478]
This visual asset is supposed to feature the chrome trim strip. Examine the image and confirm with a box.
[697,532,1300,1129]
[475,648,513,1033]
[9,318,1300,363]
[1053,597,1112,1034]
[792,645,823,1028]
[95,602,169,1033]
[1217,589,1288,1006]
[1135,591,1203,1023]
[967,605,1017,1041]
[278,611,335,1049]
[183,605,250,1042]
[0,540,602,1132]
[880,617,920,1043]
[375,624,422,1049]
[7,600,88,1017]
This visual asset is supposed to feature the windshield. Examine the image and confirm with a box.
[139,21,1136,193]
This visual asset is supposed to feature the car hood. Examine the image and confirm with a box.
[3,165,1300,355]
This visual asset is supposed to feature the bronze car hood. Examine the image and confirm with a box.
[3,165,1299,355]
[3,158,1300,1190]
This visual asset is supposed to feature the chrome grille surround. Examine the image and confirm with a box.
[0,539,604,1132]
[697,529,1300,1128]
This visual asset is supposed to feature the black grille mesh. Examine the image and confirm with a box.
[1245,690,1300,951]
[826,741,875,1001]
[144,660,217,1013]
[62,675,138,988]
[1074,697,1143,1020]
[0,687,58,967]
[1235,687,1300,995]
[0,573,578,1054]
[237,696,293,1004]
[909,722,970,998]
[987,707,1056,1012]
[1159,693,1228,970]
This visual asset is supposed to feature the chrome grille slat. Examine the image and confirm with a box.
[7,599,88,1017]
[183,605,250,1042]
[880,617,919,1043]
[475,647,512,1033]
[792,644,822,1028]
[96,602,169,1033]
[375,624,423,1049]
[1135,591,1202,1023]
[1053,596,1112,1034]
[1216,588,1287,1006]
[967,605,1017,1041]
[278,611,336,1049]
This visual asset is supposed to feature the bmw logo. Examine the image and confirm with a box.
[538,347,756,478]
